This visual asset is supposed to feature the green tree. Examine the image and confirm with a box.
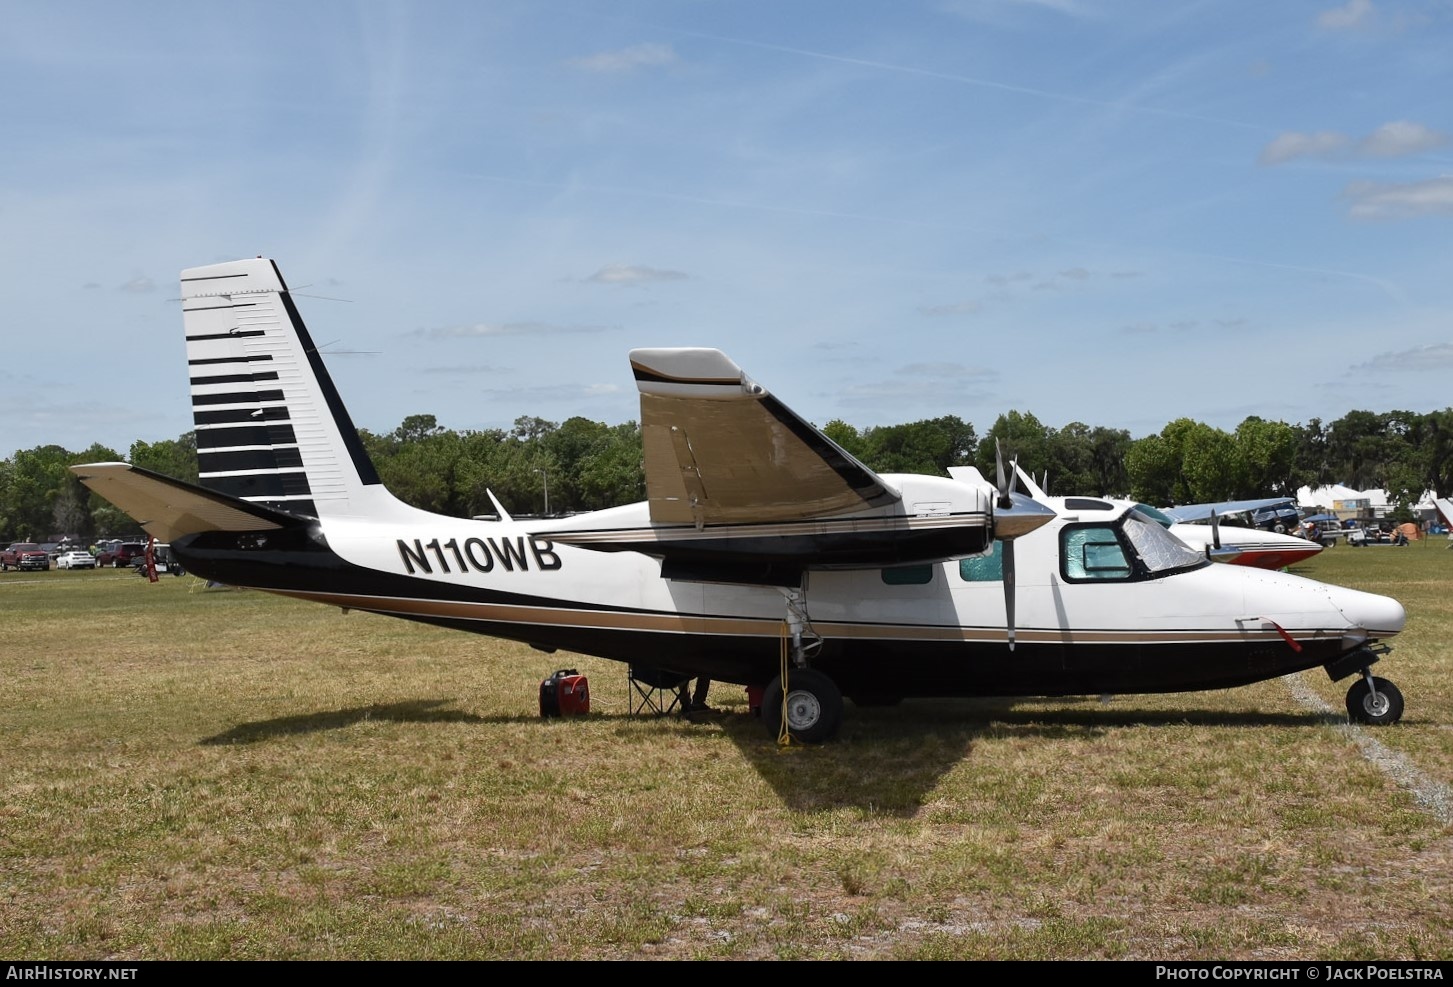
[1232,417,1304,499]
[129,432,199,484]
[1324,410,1394,491]
[975,411,1049,481]
[574,422,645,511]
[861,415,977,475]
[1126,418,1235,505]
[821,420,868,463]
[0,445,76,541]
[1409,408,1453,498]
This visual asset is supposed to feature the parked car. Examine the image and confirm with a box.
[1,542,51,571]
[55,550,97,570]
[95,541,146,568]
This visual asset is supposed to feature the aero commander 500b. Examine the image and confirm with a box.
[73,258,1408,743]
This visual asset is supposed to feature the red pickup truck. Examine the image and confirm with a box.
[1,542,51,571]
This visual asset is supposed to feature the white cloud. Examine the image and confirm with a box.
[584,264,688,285]
[568,43,679,74]
[1353,343,1453,372]
[414,321,618,339]
[1343,177,1453,220]
[1058,267,1091,280]
[1357,121,1449,158]
[919,300,982,317]
[118,276,155,293]
[471,382,625,401]
[986,272,1034,286]
[1259,121,1446,165]
[938,0,1090,20]
[896,362,997,380]
[835,361,998,408]
[1318,0,1375,30]
[1258,131,1349,165]
[420,364,511,375]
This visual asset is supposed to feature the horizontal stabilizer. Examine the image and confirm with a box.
[69,462,306,543]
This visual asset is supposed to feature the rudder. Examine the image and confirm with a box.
[181,257,389,520]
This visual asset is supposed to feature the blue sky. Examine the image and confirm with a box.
[3,0,1451,458]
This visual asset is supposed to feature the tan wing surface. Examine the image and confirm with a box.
[70,463,297,542]
[630,348,900,525]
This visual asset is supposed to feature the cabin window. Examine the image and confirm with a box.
[1062,525,1133,581]
[881,564,934,585]
[959,541,1003,582]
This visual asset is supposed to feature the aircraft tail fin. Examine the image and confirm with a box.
[180,258,406,522]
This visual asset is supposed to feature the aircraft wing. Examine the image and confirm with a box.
[630,348,900,525]
[546,349,1011,583]
[69,462,306,543]
[1435,497,1453,529]
[1162,497,1298,524]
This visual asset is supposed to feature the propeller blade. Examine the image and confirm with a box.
[1211,509,1222,550]
[994,439,1013,509]
[1002,538,1017,652]
[994,439,1008,504]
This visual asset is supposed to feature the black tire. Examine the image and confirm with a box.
[761,668,844,743]
[1346,676,1404,726]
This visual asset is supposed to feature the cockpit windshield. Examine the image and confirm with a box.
[1132,503,1177,529]
[1123,508,1209,575]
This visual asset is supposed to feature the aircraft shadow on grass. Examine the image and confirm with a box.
[200,698,487,745]
[618,697,1340,814]
[198,691,1341,813]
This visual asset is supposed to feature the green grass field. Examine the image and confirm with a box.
[3,543,1451,960]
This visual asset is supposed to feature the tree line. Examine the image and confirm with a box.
[4,407,1450,544]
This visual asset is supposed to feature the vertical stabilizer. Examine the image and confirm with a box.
[180,258,390,520]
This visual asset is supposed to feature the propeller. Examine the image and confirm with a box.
[1210,508,1222,550]
[994,440,1019,652]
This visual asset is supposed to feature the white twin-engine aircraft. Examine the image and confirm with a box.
[72,258,1408,743]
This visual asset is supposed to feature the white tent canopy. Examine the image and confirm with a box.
[1298,485,1437,514]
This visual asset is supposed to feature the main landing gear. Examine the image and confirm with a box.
[762,667,843,744]
[760,586,844,744]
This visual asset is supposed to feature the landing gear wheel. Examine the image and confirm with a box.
[1346,676,1404,725]
[762,668,843,743]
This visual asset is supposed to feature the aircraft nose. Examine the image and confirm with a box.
[1326,584,1406,637]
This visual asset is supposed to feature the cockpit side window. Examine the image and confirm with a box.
[1062,524,1133,581]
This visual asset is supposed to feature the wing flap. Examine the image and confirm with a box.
[631,348,899,524]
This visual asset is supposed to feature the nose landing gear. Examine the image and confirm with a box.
[1345,672,1404,725]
